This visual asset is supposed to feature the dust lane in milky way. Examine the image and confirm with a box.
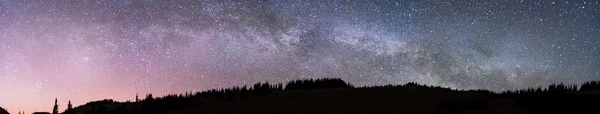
[1,0,599,113]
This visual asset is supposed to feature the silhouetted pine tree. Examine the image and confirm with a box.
[52,98,59,114]
[67,100,73,111]
[146,94,154,101]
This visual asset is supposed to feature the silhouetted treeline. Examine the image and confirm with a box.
[496,80,600,95]
[60,78,600,114]
[285,78,353,90]
[580,80,600,91]
[501,83,581,95]
[63,78,354,114]
[361,82,451,89]
[500,81,600,114]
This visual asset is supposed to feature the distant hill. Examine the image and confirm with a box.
[62,78,600,114]
[0,106,8,114]
[32,112,50,114]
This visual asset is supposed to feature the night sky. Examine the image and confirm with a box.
[1,0,599,113]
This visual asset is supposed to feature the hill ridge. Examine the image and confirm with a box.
[57,78,600,114]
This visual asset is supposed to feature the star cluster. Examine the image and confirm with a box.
[0,0,599,113]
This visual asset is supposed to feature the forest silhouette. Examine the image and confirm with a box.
[6,78,600,114]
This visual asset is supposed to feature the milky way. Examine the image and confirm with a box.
[1,0,599,113]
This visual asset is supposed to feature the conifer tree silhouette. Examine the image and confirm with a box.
[67,100,73,111]
[146,94,154,101]
[52,98,59,114]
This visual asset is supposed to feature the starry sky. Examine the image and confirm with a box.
[0,0,599,113]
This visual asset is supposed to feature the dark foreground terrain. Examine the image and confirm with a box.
[22,78,600,114]
[0,107,8,114]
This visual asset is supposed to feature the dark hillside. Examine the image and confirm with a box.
[0,106,8,114]
[62,78,600,114]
